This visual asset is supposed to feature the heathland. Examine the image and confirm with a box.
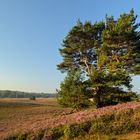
[1,98,140,140]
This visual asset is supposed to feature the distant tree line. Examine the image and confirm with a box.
[0,90,55,98]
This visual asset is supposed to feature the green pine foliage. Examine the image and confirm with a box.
[57,9,140,108]
[57,68,90,109]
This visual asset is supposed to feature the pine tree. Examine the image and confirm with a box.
[57,10,140,108]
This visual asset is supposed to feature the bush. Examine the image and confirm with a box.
[29,96,36,100]
[115,108,134,121]
[51,127,64,139]
[89,109,136,135]
[17,133,27,140]
[34,129,45,140]
[64,121,91,138]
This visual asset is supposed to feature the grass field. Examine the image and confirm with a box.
[0,98,72,139]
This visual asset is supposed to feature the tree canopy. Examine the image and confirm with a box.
[57,9,140,108]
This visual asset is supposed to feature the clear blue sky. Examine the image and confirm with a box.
[0,0,139,93]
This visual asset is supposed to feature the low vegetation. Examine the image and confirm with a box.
[2,100,140,140]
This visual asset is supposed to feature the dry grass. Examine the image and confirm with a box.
[0,98,72,139]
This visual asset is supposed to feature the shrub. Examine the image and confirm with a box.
[115,108,134,121]
[5,133,27,140]
[29,96,36,100]
[64,121,91,138]
[34,129,45,140]
[135,117,140,131]
[50,127,64,139]
[17,133,27,140]
[89,109,136,135]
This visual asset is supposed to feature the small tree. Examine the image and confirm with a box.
[57,68,90,109]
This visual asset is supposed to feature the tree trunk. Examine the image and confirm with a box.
[95,93,102,108]
[93,87,102,108]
